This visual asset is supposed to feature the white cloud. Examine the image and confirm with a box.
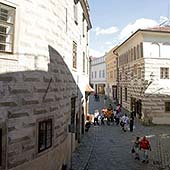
[89,48,104,58]
[119,18,158,40]
[105,41,112,45]
[94,26,119,36]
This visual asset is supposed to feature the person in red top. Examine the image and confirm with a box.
[140,136,151,163]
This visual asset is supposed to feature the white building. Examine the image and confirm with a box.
[114,27,170,124]
[90,56,106,94]
[0,0,91,170]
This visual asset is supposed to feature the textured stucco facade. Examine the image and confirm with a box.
[0,0,91,169]
[105,47,117,99]
[114,27,170,124]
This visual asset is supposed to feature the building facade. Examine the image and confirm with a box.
[114,27,170,124]
[0,0,91,170]
[105,47,118,100]
[90,56,106,94]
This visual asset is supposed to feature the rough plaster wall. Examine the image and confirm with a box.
[0,46,83,170]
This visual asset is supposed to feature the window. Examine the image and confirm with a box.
[86,57,89,74]
[82,14,85,37]
[91,72,93,79]
[38,119,52,153]
[131,48,134,61]
[151,43,160,58]
[72,41,77,69]
[165,102,170,112]
[137,45,140,59]
[65,8,68,32]
[125,87,127,101]
[95,71,97,78]
[140,42,143,58]
[162,43,170,58]
[134,47,136,60]
[102,70,105,78]
[160,67,169,79]
[99,70,101,78]
[0,3,15,53]
[83,52,85,73]
[73,3,78,25]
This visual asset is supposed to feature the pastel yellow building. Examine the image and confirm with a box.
[105,46,118,100]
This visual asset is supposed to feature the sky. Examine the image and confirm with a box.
[88,0,170,57]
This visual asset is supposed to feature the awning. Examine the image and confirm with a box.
[85,84,94,92]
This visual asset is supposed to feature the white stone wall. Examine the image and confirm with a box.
[0,0,91,169]
[0,0,90,99]
[90,56,106,92]
[116,29,170,124]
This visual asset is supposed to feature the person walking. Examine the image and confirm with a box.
[132,136,140,160]
[120,114,129,132]
[94,111,99,126]
[140,136,151,163]
[100,111,105,125]
[129,111,134,132]
[115,104,121,125]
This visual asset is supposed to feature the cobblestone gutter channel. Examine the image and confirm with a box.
[71,126,97,170]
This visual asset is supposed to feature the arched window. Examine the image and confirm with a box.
[151,42,160,58]
[162,42,170,58]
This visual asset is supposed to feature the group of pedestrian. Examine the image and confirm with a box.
[93,104,114,126]
[132,136,151,163]
[114,104,135,132]
[92,95,152,164]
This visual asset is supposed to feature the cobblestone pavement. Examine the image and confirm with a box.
[71,95,170,170]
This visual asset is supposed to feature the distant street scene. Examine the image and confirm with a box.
[1,0,170,170]
[72,94,170,170]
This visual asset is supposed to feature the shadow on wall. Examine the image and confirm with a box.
[0,45,83,170]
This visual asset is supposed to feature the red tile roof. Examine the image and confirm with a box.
[144,26,170,32]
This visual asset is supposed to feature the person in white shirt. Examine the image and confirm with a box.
[120,114,129,132]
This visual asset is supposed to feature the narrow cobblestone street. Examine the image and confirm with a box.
[71,95,170,170]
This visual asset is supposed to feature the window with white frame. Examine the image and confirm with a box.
[95,71,97,78]
[160,67,169,79]
[82,13,85,37]
[99,70,101,78]
[0,3,15,53]
[162,43,170,58]
[73,1,78,25]
[102,70,105,78]
[151,42,160,58]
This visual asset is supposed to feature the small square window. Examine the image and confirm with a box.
[165,102,170,112]
[160,67,169,79]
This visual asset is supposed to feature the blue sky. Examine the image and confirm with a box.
[89,0,170,57]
